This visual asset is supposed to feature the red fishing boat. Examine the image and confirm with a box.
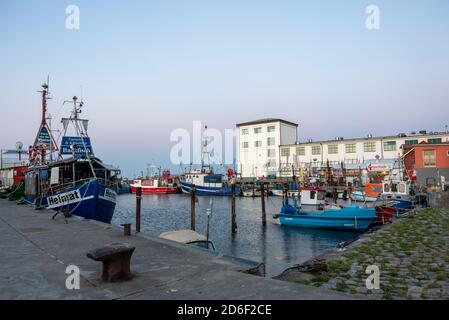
[130,170,178,194]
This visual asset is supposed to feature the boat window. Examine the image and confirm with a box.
[317,191,325,200]
[310,191,316,199]
[391,184,398,193]
[399,183,406,193]
[384,184,390,192]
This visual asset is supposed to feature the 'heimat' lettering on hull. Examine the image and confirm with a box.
[47,190,82,209]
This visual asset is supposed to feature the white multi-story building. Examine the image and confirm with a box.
[237,117,449,178]
[280,131,449,172]
[236,118,298,178]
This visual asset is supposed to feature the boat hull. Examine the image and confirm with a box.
[276,206,377,230]
[130,185,178,194]
[180,180,240,196]
[38,179,116,224]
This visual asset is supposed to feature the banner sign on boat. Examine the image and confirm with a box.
[46,190,82,209]
[60,136,94,156]
[35,126,52,146]
[99,188,117,203]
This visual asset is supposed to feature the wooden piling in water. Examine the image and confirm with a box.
[190,184,196,231]
[261,181,266,226]
[136,186,142,233]
[231,183,237,233]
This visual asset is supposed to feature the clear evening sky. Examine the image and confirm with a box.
[1,0,448,177]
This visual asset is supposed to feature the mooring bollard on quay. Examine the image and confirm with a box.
[87,243,136,282]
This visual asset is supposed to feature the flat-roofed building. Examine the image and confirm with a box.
[236,118,298,178]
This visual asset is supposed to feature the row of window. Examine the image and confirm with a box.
[241,126,276,135]
[242,137,276,148]
[280,141,398,156]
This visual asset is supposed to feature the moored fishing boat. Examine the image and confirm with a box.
[24,83,119,223]
[273,192,378,230]
[130,170,178,194]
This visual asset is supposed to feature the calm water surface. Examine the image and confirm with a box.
[112,194,361,277]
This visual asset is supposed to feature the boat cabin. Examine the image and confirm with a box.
[25,157,120,203]
[300,187,326,206]
[183,169,226,188]
[382,181,409,196]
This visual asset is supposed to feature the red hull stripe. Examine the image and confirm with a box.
[130,186,178,194]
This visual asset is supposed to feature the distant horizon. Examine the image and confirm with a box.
[1,0,449,177]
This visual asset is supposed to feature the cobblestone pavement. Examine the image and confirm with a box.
[294,208,449,300]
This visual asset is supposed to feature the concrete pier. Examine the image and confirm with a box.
[0,199,353,300]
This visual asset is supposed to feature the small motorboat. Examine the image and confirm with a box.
[350,183,382,202]
[273,195,378,231]
[379,180,415,210]
[159,229,216,252]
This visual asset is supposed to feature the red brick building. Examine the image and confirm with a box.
[403,142,449,188]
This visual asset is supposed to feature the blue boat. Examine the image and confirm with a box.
[379,180,415,210]
[25,157,120,224]
[24,89,120,224]
[273,197,378,231]
[180,170,240,196]
[180,125,240,196]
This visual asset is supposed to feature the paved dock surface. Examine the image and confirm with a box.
[0,199,353,300]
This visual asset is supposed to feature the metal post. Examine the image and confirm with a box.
[136,186,141,233]
[190,185,196,231]
[261,181,266,226]
[231,183,237,233]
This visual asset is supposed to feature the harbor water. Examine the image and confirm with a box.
[112,194,362,277]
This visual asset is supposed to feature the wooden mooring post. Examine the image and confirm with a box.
[135,186,142,233]
[261,181,266,226]
[231,183,237,233]
[190,185,196,231]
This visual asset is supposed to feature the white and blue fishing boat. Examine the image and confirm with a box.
[179,126,240,196]
[379,180,415,210]
[273,191,378,230]
[24,85,119,223]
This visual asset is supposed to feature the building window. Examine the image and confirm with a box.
[423,149,436,167]
[255,141,262,148]
[428,138,442,144]
[241,128,249,135]
[267,137,276,146]
[296,146,305,156]
[345,143,356,153]
[328,145,338,154]
[254,127,262,134]
[267,149,275,157]
[405,139,418,145]
[384,141,397,152]
[364,142,376,153]
[311,146,321,155]
[242,142,248,148]
[281,148,290,157]
[267,126,276,133]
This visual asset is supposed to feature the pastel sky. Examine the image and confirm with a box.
[1,0,449,177]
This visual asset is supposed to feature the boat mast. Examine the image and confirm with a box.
[201,125,212,173]
[32,79,60,165]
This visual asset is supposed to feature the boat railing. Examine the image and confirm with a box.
[42,177,117,196]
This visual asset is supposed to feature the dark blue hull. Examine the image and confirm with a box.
[38,179,116,223]
[180,180,240,196]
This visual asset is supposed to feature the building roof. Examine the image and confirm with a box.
[281,132,449,147]
[236,118,298,127]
